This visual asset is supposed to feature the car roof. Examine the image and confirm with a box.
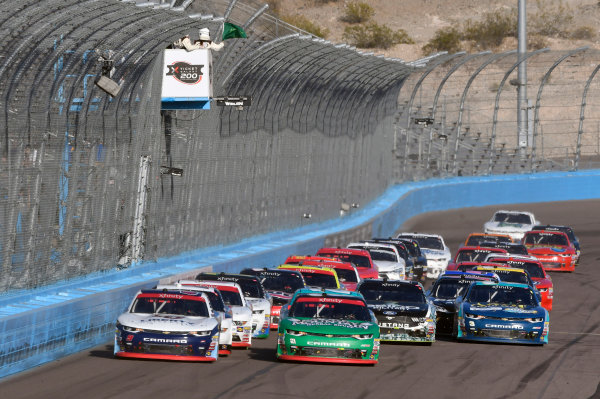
[493,210,534,215]
[317,247,371,256]
[293,287,364,299]
[156,283,218,294]
[192,280,243,289]
[397,232,443,239]
[196,272,260,282]
[473,266,527,274]
[471,281,531,288]
[300,260,356,270]
[278,264,337,275]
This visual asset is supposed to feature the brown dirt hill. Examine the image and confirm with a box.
[275,0,600,61]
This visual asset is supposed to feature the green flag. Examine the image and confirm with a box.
[222,22,247,40]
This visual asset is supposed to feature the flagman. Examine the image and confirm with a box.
[194,28,224,51]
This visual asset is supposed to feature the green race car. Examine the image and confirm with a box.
[276,288,380,365]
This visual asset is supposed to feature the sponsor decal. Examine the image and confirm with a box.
[158,294,184,299]
[383,311,397,316]
[143,337,188,343]
[504,308,538,314]
[469,305,503,311]
[126,334,134,342]
[369,304,421,311]
[379,322,409,329]
[307,341,351,348]
[288,318,372,330]
[166,62,204,84]
[484,324,523,329]
[138,318,193,325]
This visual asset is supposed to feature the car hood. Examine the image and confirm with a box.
[422,249,450,259]
[373,260,405,271]
[231,305,252,320]
[527,246,571,254]
[246,297,270,311]
[465,303,544,318]
[281,317,378,334]
[485,222,532,231]
[118,313,218,332]
[367,301,429,317]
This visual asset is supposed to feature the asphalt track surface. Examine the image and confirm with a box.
[2,200,600,399]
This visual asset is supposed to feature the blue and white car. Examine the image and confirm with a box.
[484,210,540,241]
[455,281,549,345]
[114,289,221,361]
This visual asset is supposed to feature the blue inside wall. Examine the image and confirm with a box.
[1,170,599,378]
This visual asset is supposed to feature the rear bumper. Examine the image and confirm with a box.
[277,354,377,365]
[231,342,251,348]
[115,352,216,361]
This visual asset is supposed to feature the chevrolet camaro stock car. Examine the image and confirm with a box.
[114,289,221,361]
[315,247,379,280]
[276,288,381,365]
[522,230,578,272]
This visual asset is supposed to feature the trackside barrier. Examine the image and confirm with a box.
[1,170,599,378]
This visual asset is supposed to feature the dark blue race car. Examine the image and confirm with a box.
[455,281,549,345]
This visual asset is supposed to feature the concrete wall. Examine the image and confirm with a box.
[1,170,599,378]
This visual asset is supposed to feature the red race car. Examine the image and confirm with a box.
[299,259,361,291]
[446,246,508,271]
[315,247,379,280]
[522,230,578,272]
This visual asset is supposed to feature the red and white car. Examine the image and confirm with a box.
[299,259,361,291]
[446,246,508,271]
[522,230,578,272]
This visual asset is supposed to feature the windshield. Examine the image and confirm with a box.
[524,232,568,247]
[236,280,265,298]
[492,212,532,224]
[490,260,546,279]
[359,283,425,303]
[400,241,420,257]
[430,279,472,299]
[467,235,512,246]
[456,250,494,263]
[218,289,244,307]
[131,295,209,317]
[289,297,371,321]
[332,268,358,283]
[467,285,537,306]
[481,270,530,285]
[319,253,371,269]
[367,249,398,262]
[301,272,338,289]
[257,272,305,293]
[400,236,444,250]
[203,291,225,312]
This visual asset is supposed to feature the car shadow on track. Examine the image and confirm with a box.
[89,345,115,359]
[247,347,278,363]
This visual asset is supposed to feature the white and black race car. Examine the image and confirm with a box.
[114,289,220,361]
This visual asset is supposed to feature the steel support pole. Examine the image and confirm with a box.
[517,0,528,155]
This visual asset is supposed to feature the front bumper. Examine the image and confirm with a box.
[378,319,435,342]
[533,255,575,272]
[426,260,448,279]
[457,317,548,344]
[378,271,405,281]
[277,333,380,364]
[232,323,253,346]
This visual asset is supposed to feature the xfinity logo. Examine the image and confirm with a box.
[485,324,523,330]
[143,337,188,343]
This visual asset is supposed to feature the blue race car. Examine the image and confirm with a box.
[455,281,549,345]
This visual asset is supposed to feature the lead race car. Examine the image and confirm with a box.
[358,279,436,343]
[455,281,549,345]
[114,289,221,361]
[277,288,381,365]
[483,210,540,241]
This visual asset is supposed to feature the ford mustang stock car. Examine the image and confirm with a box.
[241,267,306,329]
[522,230,578,272]
[486,255,554,311]
[191,280,254,348]
[315,247,379,280]
[156,283,234,355]
[196,272,272,338]
[455,281,549,345]
[426,271,499,335]
[114,289,221,361]
[483,210,540,241]
[358,279,436,343]
[396,233,451,279]
[347,242,406,280]
[276,288,380,364]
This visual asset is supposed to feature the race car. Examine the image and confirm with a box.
[276,288,380,364]
[455,281,549,345]
[114,289,220,361]
[278,264,341,289]
[446,246,508,270]
[393,237,429,281]
[522,230,578,272]
[156,283,233,356]
[462,233,514,247]
[347,242,406,280]
[533,224,581,264]
[426,271,499,335]
[478,241,530,257]
[299,259,362,291]
[191,280,254,348]
[483,210,540,241]
[486,254,554,311]
[284,255,339,265]
[396,233,451,279]
[469,265,542,304]
[358,279,436,343]
[241,268,306,329]
[315,247,379,280]
[196,272,272,338]
[368,239,416,280]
